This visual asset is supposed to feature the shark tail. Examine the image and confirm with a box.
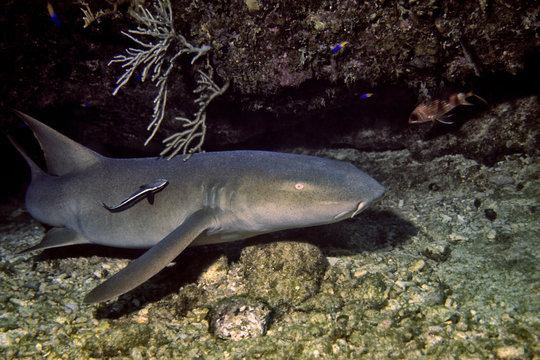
[8,135,47,183]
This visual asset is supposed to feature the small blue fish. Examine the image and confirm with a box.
[360,93,374,99]
[331,41,349,54]
[47,2,62,26]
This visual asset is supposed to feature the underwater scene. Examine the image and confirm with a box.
[1,0,538,359]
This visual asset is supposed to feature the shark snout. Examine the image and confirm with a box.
[335,182,385,220]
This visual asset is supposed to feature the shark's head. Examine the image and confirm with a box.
[233,153,385,232]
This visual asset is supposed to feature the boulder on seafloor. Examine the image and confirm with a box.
[239,240,328,307]
[207,296,272,341]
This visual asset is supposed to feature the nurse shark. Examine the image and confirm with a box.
[10,111,385,304]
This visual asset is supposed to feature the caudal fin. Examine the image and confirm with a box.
[7,135,47,182]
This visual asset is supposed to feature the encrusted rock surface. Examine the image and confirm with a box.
[240,241,328,307]
[208,296,272,340]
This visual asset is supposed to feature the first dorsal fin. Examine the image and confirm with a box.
[13,110,103,176]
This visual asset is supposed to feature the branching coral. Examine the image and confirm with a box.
[107,0,228,159]
[162,65,229,159]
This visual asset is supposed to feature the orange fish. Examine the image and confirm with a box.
[409,91,487,124]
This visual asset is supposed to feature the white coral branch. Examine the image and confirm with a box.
[161,69,230,160]
[108,0,219,157]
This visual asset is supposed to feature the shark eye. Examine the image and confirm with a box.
[295,183,304,190]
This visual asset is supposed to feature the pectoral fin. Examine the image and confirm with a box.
[19,228,89,254]
[83,209,217,304]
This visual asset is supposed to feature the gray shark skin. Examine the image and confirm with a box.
[10,110,386,304]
